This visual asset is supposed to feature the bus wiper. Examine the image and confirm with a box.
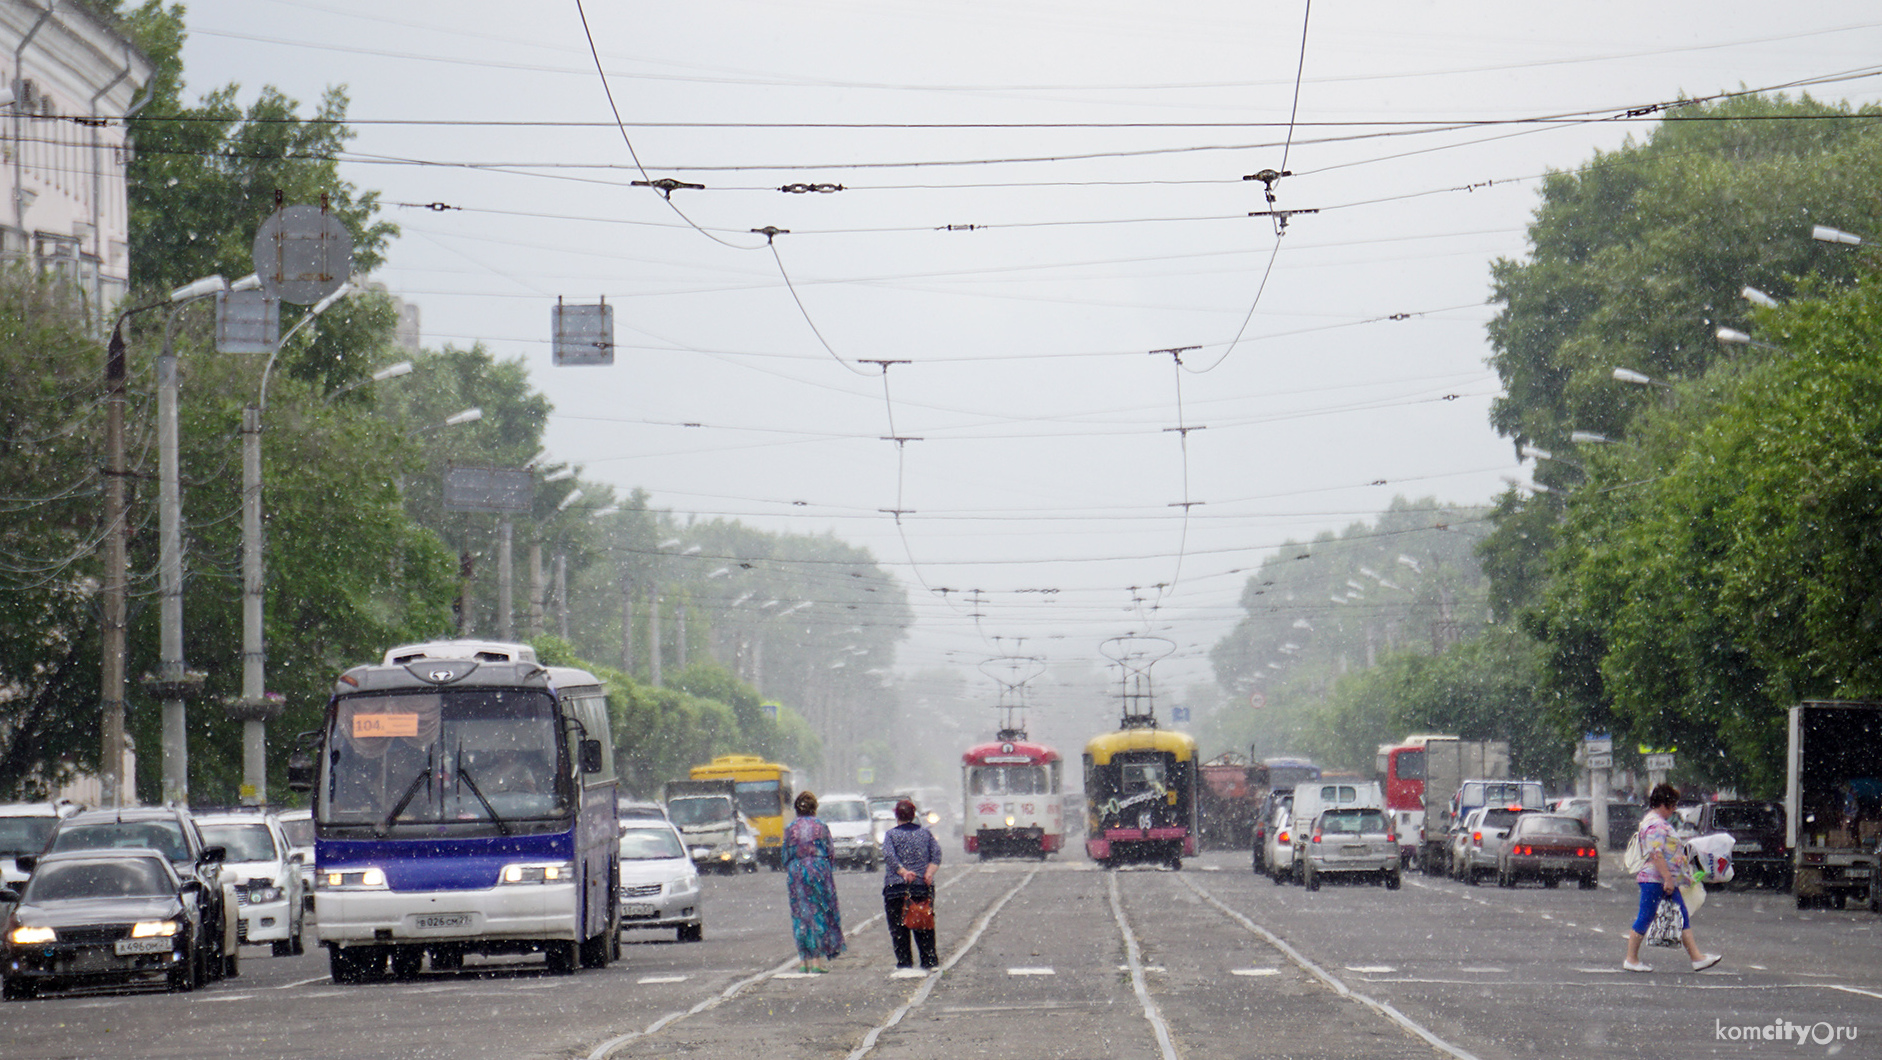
[379,766,433,837]
[455,767,512,836]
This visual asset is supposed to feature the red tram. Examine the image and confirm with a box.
[961,739,1065,859]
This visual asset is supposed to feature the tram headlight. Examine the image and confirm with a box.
[1004,815,1016,828]
[500,861,575,885]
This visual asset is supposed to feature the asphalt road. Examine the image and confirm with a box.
[3,853,1876,1060]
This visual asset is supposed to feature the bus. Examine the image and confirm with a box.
[962,738,1064,859]
[688,755,794,870]
[292,640,619,982]
[1084,725,1199,870]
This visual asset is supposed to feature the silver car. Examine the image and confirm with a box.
[1301,806,1400,891]
[1457,806,1526,885]
[618,820,703,942]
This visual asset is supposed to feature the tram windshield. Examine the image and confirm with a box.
[1120,760,1166,794]
[968,765,1052,795]
[321,690,569,834]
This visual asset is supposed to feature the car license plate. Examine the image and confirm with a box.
[1734,842,1762,853]
[1849,868,1871,879]
[624,903,656,916]
[413,914,471,930]
[114,938,172,955]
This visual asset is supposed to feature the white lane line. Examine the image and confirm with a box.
[275,974,333,990]
[1456,967,1507,974]
[1346,965,1396,974]
[1178,875,1482,1060]
[1108,871,1180,1060]
[1007,967,1055,976]
[1232,968,1281,977]
[845,869,1038,1060]
[192,993,254,1002]
[1825,984,1882,1001]
[637,975,689,984]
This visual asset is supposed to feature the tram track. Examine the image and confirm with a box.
[1175,873,1482,1060]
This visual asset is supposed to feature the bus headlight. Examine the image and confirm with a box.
[320,867,387,890]
[499,861,575,885]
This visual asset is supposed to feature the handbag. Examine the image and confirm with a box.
[901,888,935,931]
[1622,832,1646,874]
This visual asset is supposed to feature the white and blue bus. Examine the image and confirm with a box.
[291,641,618,982]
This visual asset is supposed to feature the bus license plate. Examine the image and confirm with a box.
[413,914,472,930]
[114,938,172,955]
[624,903,655,916]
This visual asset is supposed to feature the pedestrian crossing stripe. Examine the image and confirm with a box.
[1007,967,1055,975]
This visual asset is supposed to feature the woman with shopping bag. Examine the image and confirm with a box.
[1622,783,1722,973]
[881,799,942,972]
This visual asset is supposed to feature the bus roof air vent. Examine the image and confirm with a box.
[406,659,479,684]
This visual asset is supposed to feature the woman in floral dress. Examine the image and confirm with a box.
[783,790,845,972]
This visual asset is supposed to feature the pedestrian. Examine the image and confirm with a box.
[782,790,844,973]
[881,798,942,972]
[1623,782,1721,973]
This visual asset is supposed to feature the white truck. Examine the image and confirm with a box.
[662,779,742,875]
[1416,738,1511,876]
[1787,701,1882,910]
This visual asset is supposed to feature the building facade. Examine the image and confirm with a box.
[0,1,153,324]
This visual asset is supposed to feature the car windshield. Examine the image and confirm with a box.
[667,797,734,826]
[1322,810,1389,834]
[49,821,190,863]
[199,822,279,862]
[279,816,314,848]
[0,815,58,857]
[321,689,569,833]
[821,799,869,823]
[26,857,171,900]
[1481,809,1524,828]
[1713,805,1782,832]
[1521,817,1587,836]
[620,828,685,860]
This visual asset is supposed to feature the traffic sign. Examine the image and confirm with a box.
[553,299,614,366]
[1171,706,1190,723]
[1644,753,1676,772]
[252,205,352,305]
[1584,736,1613,755]
[1586,752,1613,770]
[1248,690,1266,710]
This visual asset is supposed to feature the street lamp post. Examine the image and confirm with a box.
[231,280,357,805]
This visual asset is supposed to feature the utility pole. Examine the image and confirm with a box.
[497,517,513,640]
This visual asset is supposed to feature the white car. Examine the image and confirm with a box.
[194,811,307,956]
[1262,805,1297,884]
[275,808,315,912]
[619,820,703,942]
[819,793,880,871]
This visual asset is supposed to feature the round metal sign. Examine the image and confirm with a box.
[251,205,353,305]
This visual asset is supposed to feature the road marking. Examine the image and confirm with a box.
[774,972,817,979]
[889,968,929,979]
[1345,965,1396,974]
[1178,875,1483,1060]
[1115,964,1165,973]
[1007,967,1055,976]
[192,993,254,1002]
[276,974,332,989]
[1576,968,1625,974]
[1456,966,1507,973]
[1826,984,1882,1001]
[637,975,689,984]
[1232,968,1281,976]
[845,870,1038,1060]
[1108,870,1179,1060]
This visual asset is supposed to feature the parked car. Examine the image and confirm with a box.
[618,819,703,943]
[818,793,879,871]
[1300,806,1400,891]
[40,806,234,979]
[194,811,306,956]
[1456,806,1526,885]
[1496,813,1600,889]
[274,808,316,911]
[1694,800,1788,890]
[1,849,212,998]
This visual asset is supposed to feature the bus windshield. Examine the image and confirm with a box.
[321,689,569,834]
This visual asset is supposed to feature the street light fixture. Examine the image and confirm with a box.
[1570,430,1615,445]
[324,360,413,404]
[1811,224,1867,246]
[1715,327,1785,353]
[1740,285,1779,308]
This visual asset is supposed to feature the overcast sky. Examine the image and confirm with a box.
[180,2,1882,699]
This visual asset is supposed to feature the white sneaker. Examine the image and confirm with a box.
[1622,959,1652,973]
[1692,953,1722,972]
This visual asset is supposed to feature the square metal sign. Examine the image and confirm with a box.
[443,465,534,513]
[215,288,280,354]
[553,300,614,366]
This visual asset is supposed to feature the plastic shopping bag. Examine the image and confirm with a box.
[1645,897,1683,947]
[1686,832,1735,883]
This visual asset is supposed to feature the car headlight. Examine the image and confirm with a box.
[245,883,285,904]
[670,874,699,894]
[500,861,575,885]
[131,920,181,938]
[9,925,55,945]
[925,811,941,825]
[320,867,388,890]
[689,846,712,859]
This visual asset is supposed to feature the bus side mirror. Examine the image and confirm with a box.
[581,739,603,774]
[286,729,320,792]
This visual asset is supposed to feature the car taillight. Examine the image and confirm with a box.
[1311,832,1322,844]
[1579,847,1596,857]
[1472,831,1482,844]
[1277,830,1289,844]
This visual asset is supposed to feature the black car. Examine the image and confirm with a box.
[40,808,233,979]
[1,849,211,998]
[1695,800,1789,889]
